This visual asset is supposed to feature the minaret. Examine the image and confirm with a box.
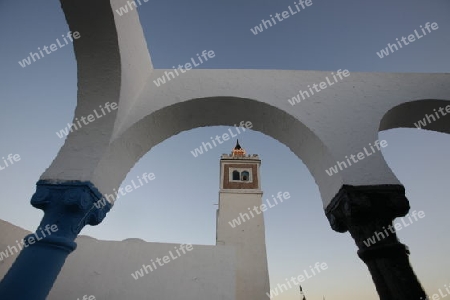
[216,140,270,300]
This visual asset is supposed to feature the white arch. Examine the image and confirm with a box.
[91,96,341,206]
[41,0,450,209]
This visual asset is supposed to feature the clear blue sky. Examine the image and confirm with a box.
[0,0,449,299]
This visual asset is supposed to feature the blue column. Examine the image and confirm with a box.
[0,180,112,300]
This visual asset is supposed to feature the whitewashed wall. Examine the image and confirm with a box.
[0,220,236,300]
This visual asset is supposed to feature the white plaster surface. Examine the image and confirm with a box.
[41,0,450,207]
[0,220,236,300]
[217,192,270,300]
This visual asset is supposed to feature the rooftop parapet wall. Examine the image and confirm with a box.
[0,219,236,300]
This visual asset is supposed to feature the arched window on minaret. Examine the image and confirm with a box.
[241,171,249,181]
[232,170,240,180]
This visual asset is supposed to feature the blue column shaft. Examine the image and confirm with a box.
[0,236,76,300]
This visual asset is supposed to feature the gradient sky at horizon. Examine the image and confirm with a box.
[1,0,450,299]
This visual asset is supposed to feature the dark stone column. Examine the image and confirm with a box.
[325,185,426,300]
[0,180,112,300]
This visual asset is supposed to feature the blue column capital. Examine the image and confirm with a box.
[0,180,112,300]
[31,180,112,238]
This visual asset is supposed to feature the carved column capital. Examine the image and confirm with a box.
[31,180,112,243]
[325,184,410,234]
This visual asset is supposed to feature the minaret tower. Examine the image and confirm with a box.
[216,140,270,300]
